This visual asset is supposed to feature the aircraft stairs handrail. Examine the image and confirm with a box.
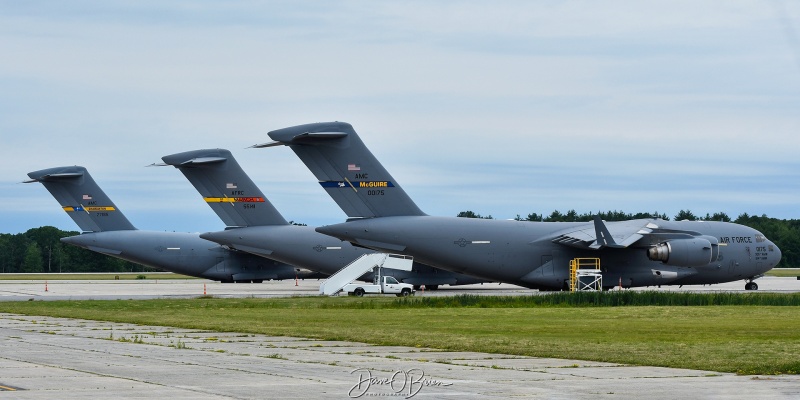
[319,253,414,296]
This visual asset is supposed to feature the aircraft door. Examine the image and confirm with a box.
[728,260,736,275]
[540,256,554,276]
[216,257,226,272]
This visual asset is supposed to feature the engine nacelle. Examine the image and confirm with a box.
[647,238,714,267]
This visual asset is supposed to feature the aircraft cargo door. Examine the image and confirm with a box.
[540,255,554,276]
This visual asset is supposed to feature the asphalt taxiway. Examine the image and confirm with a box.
[0,275,798,301]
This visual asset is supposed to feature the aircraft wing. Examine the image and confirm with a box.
[549,218,699,250]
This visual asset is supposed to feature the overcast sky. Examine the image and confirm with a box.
[2,1,800,234]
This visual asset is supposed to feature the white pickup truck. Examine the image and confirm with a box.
[343,275,415,297]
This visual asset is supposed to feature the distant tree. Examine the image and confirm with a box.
[737,212,750,221]
[522,213,543,221]
[633,212,669,220]
[703,212,731,222]
[25,226,66,272]
[25,226,64,249]
[288,221,307,226]
[674,210,697,221]
[3,234,30,273]
[0,234,10,273]
[564,209,578,222]
[22,242,43,273]
[0,227,151,274]
[596,210,630,221]
[457,211,493,219]
[543,210,564,222]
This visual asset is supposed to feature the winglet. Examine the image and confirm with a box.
[593,215,619,249]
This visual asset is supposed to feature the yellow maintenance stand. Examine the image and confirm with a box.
[569,258,602,291]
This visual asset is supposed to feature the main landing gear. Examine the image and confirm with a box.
[744,281,759,291]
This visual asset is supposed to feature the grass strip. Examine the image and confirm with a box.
[389,292,800,307]
[1,293,799,375]
[766,268,800,277]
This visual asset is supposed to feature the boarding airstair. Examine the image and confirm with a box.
[319,253,414,296]
[569,258,603,291]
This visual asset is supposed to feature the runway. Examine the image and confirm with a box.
[0,275,798,301]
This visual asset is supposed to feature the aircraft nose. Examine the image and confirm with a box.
[772,241,782,265]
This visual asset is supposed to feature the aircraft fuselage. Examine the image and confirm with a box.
[316,217,781,289]
[60,230,310,282]
[199,225,486,286]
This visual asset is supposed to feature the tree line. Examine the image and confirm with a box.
[2,209,798,273]
[458,209,799,268]
[0,227,153,274]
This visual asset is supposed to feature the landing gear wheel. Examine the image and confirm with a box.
[354,288,365,297]
[745,282,759,291]
[427,285,439,290]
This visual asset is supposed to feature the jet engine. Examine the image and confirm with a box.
[647,238,716,267]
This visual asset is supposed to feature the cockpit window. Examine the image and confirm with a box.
[756,234,766,243]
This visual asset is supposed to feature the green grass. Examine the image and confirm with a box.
[766,268,800,277]
[393,292,800,307]
[1,293,799,375]
[0,273,197,280]
[1,269,792,279]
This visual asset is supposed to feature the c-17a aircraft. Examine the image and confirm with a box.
[158,148,487,289]
[26,166,317,282]
[255,121,782,291]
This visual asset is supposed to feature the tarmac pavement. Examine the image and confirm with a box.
[0,275,798,301]
[1,313,799,399]
[0,276,799,398]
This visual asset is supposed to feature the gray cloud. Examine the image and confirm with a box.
[3,1,799,233]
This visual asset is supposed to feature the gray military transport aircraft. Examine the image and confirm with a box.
[254,121,782,291]
[25,166,315,283]
[158,148,486,289]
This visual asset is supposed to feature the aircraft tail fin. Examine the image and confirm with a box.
[160,149,288,227]
[26,166,136,232]
[260,122,426,218]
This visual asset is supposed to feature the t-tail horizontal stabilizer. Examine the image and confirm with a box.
[160,149,288,228]
[25,166,136,232]
[257,122,426,218]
